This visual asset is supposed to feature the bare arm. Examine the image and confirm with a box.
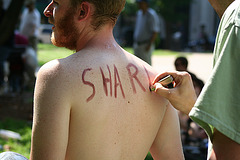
[209,129,240,160]
[30,60,71,160]
[208,0,234,18]
[150,103,184,160]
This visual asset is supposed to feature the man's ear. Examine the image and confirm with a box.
[77,2,91,21]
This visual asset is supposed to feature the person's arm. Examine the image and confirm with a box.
[30,60,71,160]
[209,129,240,160]
[151,71,197,115]
[208,0,234,18]
[150,103,184,159]
[153,72,240,159]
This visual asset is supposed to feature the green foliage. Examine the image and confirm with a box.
[124,0,192,22]
[122,1,138,16]
[0,118,32,159]
[155,0,192,22]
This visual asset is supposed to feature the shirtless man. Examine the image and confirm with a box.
[29,0,184,159]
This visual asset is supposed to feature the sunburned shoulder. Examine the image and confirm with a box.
[38,60,61,76]
[36,58,70,82]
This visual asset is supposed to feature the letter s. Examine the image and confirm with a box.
[82,68,95,102]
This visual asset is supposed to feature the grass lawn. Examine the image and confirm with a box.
[0,119,32,158]
[38,43,74,66]
[38,43,181,66]
[0,44,180,159]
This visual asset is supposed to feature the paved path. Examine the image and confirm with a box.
[152,53,213,83]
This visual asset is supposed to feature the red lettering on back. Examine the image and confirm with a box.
[100,65,112,97]
[82,68,95,102]
[126,63,146,93]
[114,65,125,98]
[144,66,151,86]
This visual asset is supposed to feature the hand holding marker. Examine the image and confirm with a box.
[150,75,174,91]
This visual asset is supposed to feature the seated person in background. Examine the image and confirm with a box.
[198,25,211,51]
[28,0,184,160]
[174,56,197,80]
[174,56,197,133]
[184,76,207,147]
[174,56,207,145]
[174,56,195,135]
[192,76,204,97]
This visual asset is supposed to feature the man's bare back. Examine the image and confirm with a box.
[32,46,183,159]
[30,0,184,159]
[66,49,183,160]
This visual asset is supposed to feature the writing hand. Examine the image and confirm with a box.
[151,71,197,115]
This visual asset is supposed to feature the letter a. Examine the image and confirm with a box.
[114,65,125,98]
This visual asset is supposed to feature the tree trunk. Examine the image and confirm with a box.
[0,0,25,45]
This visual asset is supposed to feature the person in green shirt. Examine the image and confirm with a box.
[152,0,240,159]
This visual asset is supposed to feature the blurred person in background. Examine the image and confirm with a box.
[133,0,160,65]
[0,0,6,89]
[19,0,40,53]
[174,56,207,158]
[174,56,197,80]
[0,0,15,92]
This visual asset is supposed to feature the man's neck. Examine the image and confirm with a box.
[75,24,116,52]
[208,0,235,18]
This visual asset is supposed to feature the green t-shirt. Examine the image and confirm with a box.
[189,0,240,145]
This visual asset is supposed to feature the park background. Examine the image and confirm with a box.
[1,0,220,51]
[0,0,216,159]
